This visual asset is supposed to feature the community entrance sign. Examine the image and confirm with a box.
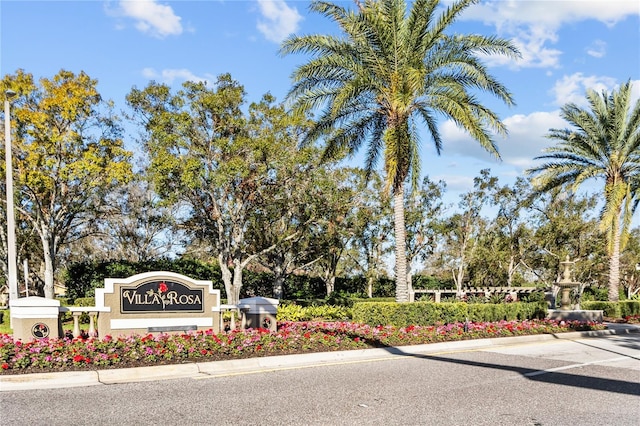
[95,271,221,336]
[9,271,277,340]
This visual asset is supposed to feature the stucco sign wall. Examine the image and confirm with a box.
[95,271,221,336]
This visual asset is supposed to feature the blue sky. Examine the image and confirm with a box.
[1,0,639,221]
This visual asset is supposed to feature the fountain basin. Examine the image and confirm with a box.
[547,309,603,322]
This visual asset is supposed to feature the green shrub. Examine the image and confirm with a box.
[277,303,306,321]
[276,303,351,321]
[351,297,396,304]
[466,295,486,304]
[352,301,547,327]
[520,291,546,303]
[581,301,619,317]
[351,302,468,326]
[0,310,10,334]
[582,301,640,318]
[488,293,508,304]
[412,275,455,290]
[306,305,351,320]
[56,297,71,306]
[581,286,609,302]
[324,291,356,307]
[619,301,640,316]
[71,297,95,307]
[467,302,546,322]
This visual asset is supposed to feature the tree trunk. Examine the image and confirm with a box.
[231,263,243,305]
[453,220,470,297]
[507,254,515,288]
[455,260,465,296]
[454,245,466,296]
[393,185,409,302]
[41,231,55,299]
[325,275,335,296]
[608,214,621,301]
[273,265,285,299]
[218,254,233,303]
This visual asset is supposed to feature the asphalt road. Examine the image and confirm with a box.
[1,332,639,426]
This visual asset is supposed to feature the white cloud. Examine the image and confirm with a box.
[437,76,640,171]
[499,111,568,168]
[631,79,640,102]
[118,0,183,38]
[464,0,638,28]
[431,173,475,192]
[439,110,566,170]
[256,0,303,43]
[480,23,562,68]
[462,0,639,69]
[550,73,618,107]
[586,39,607,58]
[142,68,214,85]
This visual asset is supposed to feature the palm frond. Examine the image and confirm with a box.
[284,0,517,195]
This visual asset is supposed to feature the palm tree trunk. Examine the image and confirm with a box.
[608,214,621,302]
[394,184,409,302]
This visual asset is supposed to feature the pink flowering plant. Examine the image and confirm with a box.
[0,319,604,374]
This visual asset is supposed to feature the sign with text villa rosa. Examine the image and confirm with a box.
[120,280,204,313]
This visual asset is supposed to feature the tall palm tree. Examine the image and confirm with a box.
[527,81,640,301]
[280,0,518,302]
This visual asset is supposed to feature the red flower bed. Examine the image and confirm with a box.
[0,319,605,374]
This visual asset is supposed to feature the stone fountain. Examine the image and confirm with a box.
[557,255,579,311]
[547,255,603,322]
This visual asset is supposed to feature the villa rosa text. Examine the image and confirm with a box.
[120,281,204,313]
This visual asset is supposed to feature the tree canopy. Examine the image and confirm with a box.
[1,69,132,298]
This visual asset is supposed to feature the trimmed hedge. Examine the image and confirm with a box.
[467,302,546,322]
[582,301,640,318]
[351,301,547,327]
[277,303,351,321]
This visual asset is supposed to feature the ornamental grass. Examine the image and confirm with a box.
[0,319,604,374]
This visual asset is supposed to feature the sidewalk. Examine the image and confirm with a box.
[1,322,638,392]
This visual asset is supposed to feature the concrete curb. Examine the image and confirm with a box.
[98,363,202,384]
[0,371,100,390]
[1,323,638,391]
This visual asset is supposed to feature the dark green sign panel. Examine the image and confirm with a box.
[121,280,204,313]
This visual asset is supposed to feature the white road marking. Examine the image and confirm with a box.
[523,356,631,377]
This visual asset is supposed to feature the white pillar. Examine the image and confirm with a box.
[72,312,81,338]
[89,312,97,337]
